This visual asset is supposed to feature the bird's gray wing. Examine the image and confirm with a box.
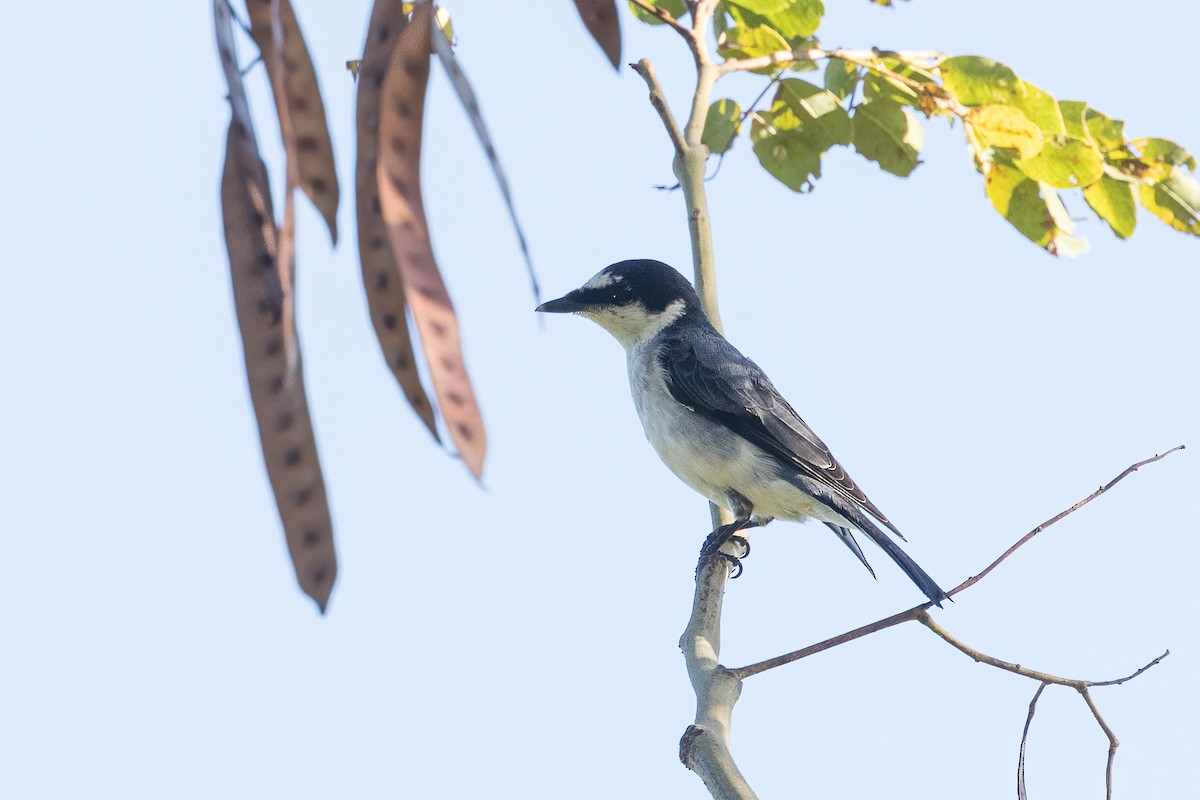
[658,326,903,539]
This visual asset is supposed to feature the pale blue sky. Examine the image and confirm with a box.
[2,2,1197,798]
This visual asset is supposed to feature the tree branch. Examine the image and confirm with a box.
[919,612,1167,800]
[948,444,1184,597]
[733,444,1185,679]
[631,59,687,157]
[1017,682,1047,800]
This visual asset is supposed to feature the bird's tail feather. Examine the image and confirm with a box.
[794,475,949,606]
[824,523,877,580]
[857,519,947,607]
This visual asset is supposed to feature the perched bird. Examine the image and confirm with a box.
[536,259,947,605]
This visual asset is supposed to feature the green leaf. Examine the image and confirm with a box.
[1059,100,1088,141]
[702,99,743,155]
[824,57,859,100]
[852,99,923,177]
[727,0,790,13]
[985,162,1050,247]
[1139,167,1200,235]
[984,162,1086,255]
[751,117,822,191]
[1014,135,1104,189]
[627,0,686,25]
[968,105,1044,158]
[938,56,1064,135]
[717,23,790,61]
[775,79,851,151]
[726,0,824,40]
[1084,108,1126,151]
[862,56,936,108]
[1083,175,1137,239]
[1132,138,1196,180]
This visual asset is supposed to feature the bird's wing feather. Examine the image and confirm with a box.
[659,327,903,538]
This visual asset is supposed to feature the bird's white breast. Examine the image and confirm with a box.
[625,337,848,527]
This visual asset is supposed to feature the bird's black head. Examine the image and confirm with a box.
[536,260,705,347]
[536,259,703,315]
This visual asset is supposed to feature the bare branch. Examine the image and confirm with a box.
[731,604,926,680]
[632,59,688,157]
[1089,650,1170,687]
[1017,683,1048,800]
[733,445,1184,681]
[949,445,1185,597]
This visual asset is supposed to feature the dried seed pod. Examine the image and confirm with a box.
[573,0,621,70]
[247,0,340,245]
[215,0,337,611]
[355,0,438,439]
[378,2,487,478]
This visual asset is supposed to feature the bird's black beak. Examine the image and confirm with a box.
[535,291,586,314]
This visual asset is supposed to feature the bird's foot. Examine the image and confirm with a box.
[697,532,751,579]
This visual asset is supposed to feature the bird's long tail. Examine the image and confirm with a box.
[856,519,948,607]
[794,476,949,606]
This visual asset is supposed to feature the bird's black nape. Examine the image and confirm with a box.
[597,259,704,314]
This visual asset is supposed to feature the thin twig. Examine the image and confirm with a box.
[1078,687,1119,800]
[916,612,1166,800]
[731,605,926,679]
[949,445,1185,597]
[734,446,1184,679]
[1017,682,1047,800]
[1089,650,1170,687]
[631,59,688,156]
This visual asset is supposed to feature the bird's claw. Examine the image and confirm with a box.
[729,534,750,559]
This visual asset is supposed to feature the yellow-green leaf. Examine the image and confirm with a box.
[727,0,824,40]
[717,23,790,61]
[824,57,858,100]
[968,105,1044,158]
[751,116,822,190]
[1059,100,1088,141]
[1085,108,1125,151]
[1014,135,1104,189]
[1139,168,1200,235]
[1132,138,1196,181]
[1083,175,1137,239]
[852,99,923,177]
[702,99,742,155]
[775,79,851,151]
[938,56,1064,135]
[627,0,685,25]
[984,162,1086,255]
[986,161,1051,247]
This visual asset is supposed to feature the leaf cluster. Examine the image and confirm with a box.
[631,0,1199,254]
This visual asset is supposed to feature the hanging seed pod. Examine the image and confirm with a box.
[355,0,438,439]
[215,0,337,611]
[247,0,340,245]
[573,0,621,70]
[378,2,487,478]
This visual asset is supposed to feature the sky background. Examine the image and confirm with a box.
[2,1,1198,797]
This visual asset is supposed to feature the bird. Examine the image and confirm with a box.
[536,258,947,605]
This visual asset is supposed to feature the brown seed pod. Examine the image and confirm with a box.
[378,2,487,478]
[246,0,340,245]
[354,0,438,440]
[215,0,337,612]
[573,0,622,70]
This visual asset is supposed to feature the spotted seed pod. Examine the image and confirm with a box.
[377,2,487,478]
[215,0,337,611]
[354,0,438,439]
[247,0,340,245]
